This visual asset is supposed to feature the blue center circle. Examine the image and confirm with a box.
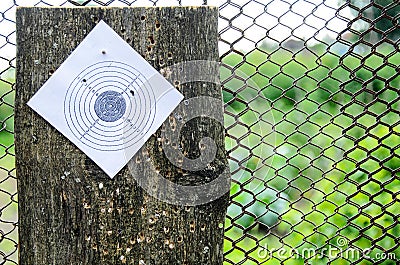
[94,90,126,122]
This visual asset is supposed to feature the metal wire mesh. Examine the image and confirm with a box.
[0,0,399,264]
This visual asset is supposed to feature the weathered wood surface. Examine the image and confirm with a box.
[15,7,229,264]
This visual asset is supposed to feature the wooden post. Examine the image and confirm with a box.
[15,7,229,264]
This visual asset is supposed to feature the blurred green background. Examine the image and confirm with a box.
[221,41,399,264]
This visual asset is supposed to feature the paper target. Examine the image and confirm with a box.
[64,61,156,151]
[28,21,184,177]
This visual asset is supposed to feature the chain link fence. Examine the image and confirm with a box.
[1,0,399,264]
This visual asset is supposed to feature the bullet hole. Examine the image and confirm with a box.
[140,15,146,21]
[148,35,155,44]
[201,224,206,231]
[155,21,161,29]
[137,232,145,243]
[121,28,126,34]
[92,16,99,22]
[189,220,195,232]
[49,69,54,76]
[203,246,209,253]
[167,52,173,59]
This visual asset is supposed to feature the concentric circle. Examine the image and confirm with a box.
[64,61,156,151]
[94,90,126,122]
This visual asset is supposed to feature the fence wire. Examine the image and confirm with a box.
[0,0,399,264]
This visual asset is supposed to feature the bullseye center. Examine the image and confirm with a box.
[94,90,126,122]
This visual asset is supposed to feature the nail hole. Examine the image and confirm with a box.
[102,50,106,54]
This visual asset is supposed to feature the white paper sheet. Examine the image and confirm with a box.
[28,20,184,178]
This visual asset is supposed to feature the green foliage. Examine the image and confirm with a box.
[0,75,14,170]
[223,42,400,263]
